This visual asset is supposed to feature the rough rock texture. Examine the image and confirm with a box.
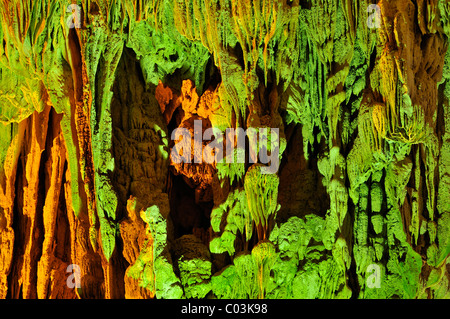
[0,0,449,299]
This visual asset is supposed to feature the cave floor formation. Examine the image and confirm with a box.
[0,0,449,299]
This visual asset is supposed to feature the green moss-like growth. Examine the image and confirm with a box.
[140,202,183,299]
[252,240,277,299]
[174,235,212,299]
[210,188,251,256]
[211,252,258,299]
[244,164,280,241]
[211,242,278,299]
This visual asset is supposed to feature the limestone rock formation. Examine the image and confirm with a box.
[0,0,449,299]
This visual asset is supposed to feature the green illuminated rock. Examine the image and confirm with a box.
[210,188,251,256]
[244,164,280,241]
[174,235,212,299]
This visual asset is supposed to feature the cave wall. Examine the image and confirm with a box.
[0,0,449,299]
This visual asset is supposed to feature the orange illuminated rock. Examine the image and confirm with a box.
[156,80,181,124]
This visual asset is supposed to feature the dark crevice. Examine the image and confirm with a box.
[168,172,213,240]
[7,152,23,299]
